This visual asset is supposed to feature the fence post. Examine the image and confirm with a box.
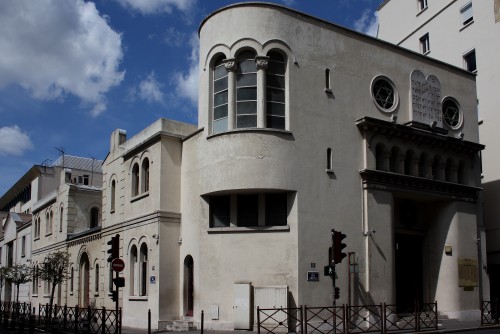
[257,306,260,334]
[300,305,304,334]
[148,309,151,334]
[201,310,204,334]
[119,307,122,334]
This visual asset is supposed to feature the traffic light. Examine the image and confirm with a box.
[107,235,119,263]
[111,290,118,302]
[333,230,347,264]
[334,287,340,300]
[113,277,125,288]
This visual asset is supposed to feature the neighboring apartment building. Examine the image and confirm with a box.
[0,212,32,303]
[377,0,500,301]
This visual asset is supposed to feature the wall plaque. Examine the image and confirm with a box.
[457,258,478,287]
[410,70,442,127]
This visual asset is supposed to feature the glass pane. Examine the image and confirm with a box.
[214,65,227,80]
[237,101,257,115]
[214,91,228,106]
[267,75,285,89]
[237,115,257,128]
[267,102,285,116]
[213,117,228,134]
[265,193,287,226]
[268,61,285,74]
[236,73,257,87]
[238,59,256,73]
[214,104,228,120]
[237,87,257,101]
[211,196,230,227]
[238,50,256,60]
[237,194,258,227]
[267,115,285,130]
[214,77,228,93]
[372,79,394,109]
[267,88,285,103]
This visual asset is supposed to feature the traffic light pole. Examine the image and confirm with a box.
[331,229,337,308]
[115,271,119,326]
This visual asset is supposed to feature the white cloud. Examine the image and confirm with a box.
[114,0,196,15]
[164,27,187,47]
[135,72,165,104]
[354,9,379,37]
[0,0,125,116]
[173,34,199,106]
[0,126,34,156]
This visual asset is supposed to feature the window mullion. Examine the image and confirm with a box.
[223,58,236,131]
[256,56,269,128]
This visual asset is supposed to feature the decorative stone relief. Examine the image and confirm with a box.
[255,56,269,70]
[223,58,236,72]
[410,70,442,127]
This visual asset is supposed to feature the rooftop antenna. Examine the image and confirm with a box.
[55,147,65,168]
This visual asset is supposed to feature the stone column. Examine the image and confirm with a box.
[255,56,269,128]
[223,58,236,130]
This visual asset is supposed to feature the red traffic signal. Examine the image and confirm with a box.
[107,235,119,263]
[333,230,347,264]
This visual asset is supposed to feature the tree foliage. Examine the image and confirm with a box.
[38,250,70,309]
[0,266,10,303]
[6,264,32,303]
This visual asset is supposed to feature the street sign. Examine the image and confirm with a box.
[111,258,125,272]
[307,271,319,281]
[324,265,335,277]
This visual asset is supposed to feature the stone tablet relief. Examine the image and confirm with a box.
[410,70,443,127]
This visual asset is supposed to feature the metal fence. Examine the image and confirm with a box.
[481,300,499,326]
[258,302,438,334]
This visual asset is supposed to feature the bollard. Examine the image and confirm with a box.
[148,309,151,334]
[201,310,204,334]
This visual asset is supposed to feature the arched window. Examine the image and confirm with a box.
[419,153,428,177]
[95,264,99,293]
[141,158,150,193]
[90,207,99,228]
[236,50,257,128]
[130,245,138,296]
[140,243,148,296]
[266,51,286,129]
[111,180,116,212]
[375,144,386,171]
[213,55,228,134]
[404,150,415,176]
[33,265,39,295]
[389,147,400,173]
[132,163,139,197]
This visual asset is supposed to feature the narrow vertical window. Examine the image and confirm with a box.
[95,264,100,293]
[327,148,332,170]
[213,56,228,134]
[71,267,74,293]
[236,50,257,128]
[21,236,26,257]
[132,163,139,197]
[420,33,430,54]
[59,206,63,232]
[111,180,116,212]
[130,245,138,296]
[140,243,148,296]
[266,51,286,129]
[325,69,331,91]
[141,158,150,193]
[461,2,473,25]
[418,0,427,11]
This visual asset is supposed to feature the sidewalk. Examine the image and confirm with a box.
[121,319,499,334]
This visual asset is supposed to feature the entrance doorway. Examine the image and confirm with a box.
[79,253,90,307]
[395,233,423,313]
[183,255,194,317]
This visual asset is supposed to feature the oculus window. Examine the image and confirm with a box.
[371,76,398,113]
[442,98,463,130]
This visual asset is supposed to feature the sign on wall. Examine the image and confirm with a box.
[457,258,478,288]
[307,271,319,281]
[410,70,442,127]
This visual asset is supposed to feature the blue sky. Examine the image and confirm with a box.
[0,0,380,196]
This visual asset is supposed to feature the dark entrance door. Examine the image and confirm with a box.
[395,233,423,313]
[184,256,194,317]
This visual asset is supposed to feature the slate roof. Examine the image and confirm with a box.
[53,155,103,173]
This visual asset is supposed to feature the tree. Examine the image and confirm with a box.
[6,264,32,304]
[0,266,10,303]
[38,250,70,313]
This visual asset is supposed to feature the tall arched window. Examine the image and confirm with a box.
[90,207,99,228]
[236,50,258,128]
[33,265,39,295]
[130,245,138,296]
[140,243,148,296]
[111,180,116,212]
[141,158,150,193]
[213,55,228,134]
[132,163,139,197]
[266,51,286,129]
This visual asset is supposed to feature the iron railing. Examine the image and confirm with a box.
[481,300,499,326]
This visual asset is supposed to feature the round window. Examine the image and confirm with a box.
[371,76,398,113]
[442,98,463,130]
